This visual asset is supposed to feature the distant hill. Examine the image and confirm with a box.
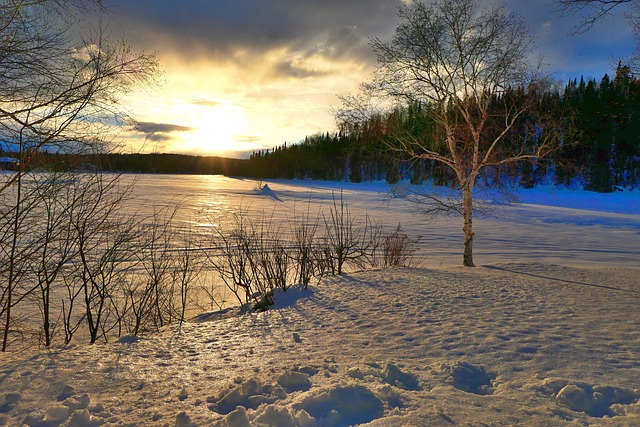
[17,152,249,175]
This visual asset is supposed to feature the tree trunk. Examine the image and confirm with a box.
[462,186,475,267]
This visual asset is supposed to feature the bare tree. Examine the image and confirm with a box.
[0,2,158,186]
[338,0,557,267]
[68,173,139,344]
[1,6,156,182]
[0,1,157,349]
[0,176,44,350]
[30,173,79,347]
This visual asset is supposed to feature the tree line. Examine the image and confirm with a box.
[14,152,248,176]
[240,64,640,192]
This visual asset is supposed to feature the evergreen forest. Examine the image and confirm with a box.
[241,65,640,192]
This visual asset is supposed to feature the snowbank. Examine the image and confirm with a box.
[1,264,638,426]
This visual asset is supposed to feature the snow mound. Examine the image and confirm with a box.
[208,378,285,415]
[192,286,311,323]
[221,405,316,427]
[293,384,385,426]
[117,334,141,344]
[57,385,76,401]
[21,390,103,427]
[382,363,421,391]
[259,184,283,202]
[271,286,313,309]
[175,411,197,427]
[443,361,494,395]
[208,368,390,426]
[346,362,421,391]
[277,371,311,392]
[535,378,640,417]
[63,393,90,412]
[1,392,21,414]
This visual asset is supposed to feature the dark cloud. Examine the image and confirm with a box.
[131,121,194,144]
[111,0,402,64]
[273,60,329,79]
[310,26,368,60]
[506,1,635,78]
[143,133,172,142]
[133,121,194,134]
[112,0,635,81]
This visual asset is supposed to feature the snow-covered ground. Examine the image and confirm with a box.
[0,176,638,426]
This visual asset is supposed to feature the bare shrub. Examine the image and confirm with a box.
[252,179,265,192]
[383,224,421,268]
[1,168,424,349]
[288,204,323,289]
[253,216,290,309]
[124,206,206,334]
[172,226,203,325]
[203,209,259,309]
[322,191,383,275]
[202,208,314,312]
[129,207,179,334]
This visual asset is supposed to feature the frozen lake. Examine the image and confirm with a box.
[123,174,640,268]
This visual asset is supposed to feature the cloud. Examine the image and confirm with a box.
[113,0,402,65]
[132,121,194,134]
[190,98,224,108]
[143,133,172,142]
[273,60,329,79]
[130,121,195,144]
[233,135,262,143]
[313,26,369,60]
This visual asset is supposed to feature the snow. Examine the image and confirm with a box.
[1,176,639,426]
[258,183,284,203]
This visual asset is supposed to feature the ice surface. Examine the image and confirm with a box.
[121,175,640,268]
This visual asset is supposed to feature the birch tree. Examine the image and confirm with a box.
[338,0,556,267]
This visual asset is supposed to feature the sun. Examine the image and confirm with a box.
[187,103,252,155]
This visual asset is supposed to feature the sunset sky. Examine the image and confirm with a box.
[107,0,636,158]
